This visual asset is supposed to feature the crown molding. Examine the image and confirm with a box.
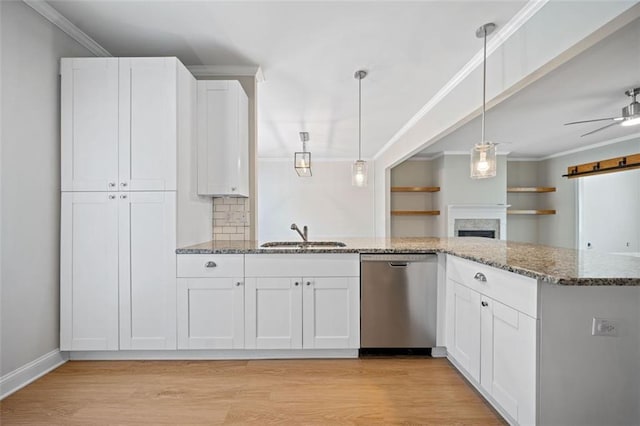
[374,0,548,160]
[23,0,111,57]
[258,157,371,163]
[538,131,640,161]
[188,65,265,82]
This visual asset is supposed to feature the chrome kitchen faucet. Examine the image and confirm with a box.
[290,223,308,242]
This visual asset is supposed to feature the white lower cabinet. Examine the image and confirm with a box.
[61,191,177,351]
[244,254,360,350]
[445,255,537,426]
[118,192,177,350]
[177,255,245,349]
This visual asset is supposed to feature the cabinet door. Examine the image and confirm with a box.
[119,58,177,191]
[60,192,119,350]
[481,296,536,426]
[302,277,359,349]
[446,280,481,381]
[197,80,249,197]
[177,278,245,349]
[119,192,176,350]
[245,277,302,349]
[61,58,119,191]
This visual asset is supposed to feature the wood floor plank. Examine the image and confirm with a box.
[0,358,505,425]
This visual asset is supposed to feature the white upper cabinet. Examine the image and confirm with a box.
[197,80,249,197]
[61,58,119,191]
[119,58,177,191]
[61,57,186,192]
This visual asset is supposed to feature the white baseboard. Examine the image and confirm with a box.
[70,349,358,361]
[1,349,68,400]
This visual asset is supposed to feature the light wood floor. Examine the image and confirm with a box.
[1,358,505,425]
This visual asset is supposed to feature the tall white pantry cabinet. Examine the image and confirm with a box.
[60,57,195,351]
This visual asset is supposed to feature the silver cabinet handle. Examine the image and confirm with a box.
[120,182,128,187]
[204,261,217,268]
[481,301,489,307]
[306,281,312,286]
[235,282,243,287]
[108,195,116,200]
[109,182,116,188]
[120,194,127,199]
[474,272,487,282]
[294,282,300,286]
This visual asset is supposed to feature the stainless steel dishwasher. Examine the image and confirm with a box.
[360,253,438,348]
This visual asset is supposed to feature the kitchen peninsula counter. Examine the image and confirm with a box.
[177,237,640,286]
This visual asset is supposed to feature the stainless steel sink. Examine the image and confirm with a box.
[260,241,346,248]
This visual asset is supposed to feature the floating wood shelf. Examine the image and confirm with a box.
[507,187,556,193]
[507,209,556,215]
[391,210,440,216]
[391,186,440,192]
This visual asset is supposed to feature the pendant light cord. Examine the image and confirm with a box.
[358,74,362,161]
[481,26,487,144]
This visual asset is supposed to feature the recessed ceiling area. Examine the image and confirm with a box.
[417,16,640,159]
[46,0,527,159]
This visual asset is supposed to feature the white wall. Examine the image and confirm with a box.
[0,1,92,376]
[258,160,374,241]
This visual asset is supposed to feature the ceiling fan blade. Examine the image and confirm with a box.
[580,121,619,137]
[564,117,622,125]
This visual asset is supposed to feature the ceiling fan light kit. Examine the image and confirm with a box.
[565,87,640,136]
[470,22,498,179]
[352,70,368,187]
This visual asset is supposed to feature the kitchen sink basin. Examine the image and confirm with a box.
[260,241,347,248]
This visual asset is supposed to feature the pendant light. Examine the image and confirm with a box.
[294,131,312,177]
[470,23,497,179]
[352,70,368,187]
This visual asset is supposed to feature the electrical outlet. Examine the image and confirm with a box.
[592,318,618,336]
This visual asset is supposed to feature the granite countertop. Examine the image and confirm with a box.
[177,237,640,286]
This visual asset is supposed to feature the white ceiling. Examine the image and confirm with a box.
[46,0,527,159]
[419,15,640,158]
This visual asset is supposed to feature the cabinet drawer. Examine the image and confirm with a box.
[446,255,538,318]
[245,254,359,277]
[177,254,244,278]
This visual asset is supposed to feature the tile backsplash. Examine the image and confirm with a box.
[212,197,251,241]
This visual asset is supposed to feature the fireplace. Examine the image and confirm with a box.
[458,229,496,238]
[447,204,508,240]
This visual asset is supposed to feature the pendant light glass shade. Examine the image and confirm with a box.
[470,142,497,178]
[294,132,312,177]
[352,70,368,187]
[352,160,368,187]
[470,23,497,180]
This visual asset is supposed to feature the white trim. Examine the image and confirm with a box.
[0,350,68,400]
[374,0,548,160]
[23,0,111,57]
[258,157,371,163]
[188,65,264,81]
[70,349,358,360]
[538,131,640,160]
[507,157,544,162]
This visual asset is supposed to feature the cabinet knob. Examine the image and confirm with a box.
[294,282,300,286]
[306,281,312,286]
[231,187,237,192]
[109,182,116,188]
[108,195,116,200]
[474,272,487,282]
[235,282,243,287]
[120,182,128,187]
[204,261,217,268]
[481,301,489,307]
[120,194,127,199]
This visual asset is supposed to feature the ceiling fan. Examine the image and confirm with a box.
[564,87,640,137]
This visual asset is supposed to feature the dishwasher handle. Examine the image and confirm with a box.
[388,262,408,267]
